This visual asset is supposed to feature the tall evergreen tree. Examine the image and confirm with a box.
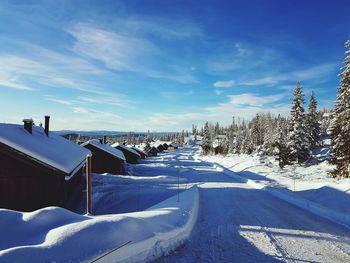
[306,91,321,148]
[288,82,310,163]
[275,117,290,168]
[201,121,212,154]
[331,39,350,178]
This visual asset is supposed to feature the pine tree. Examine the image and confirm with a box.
[250,114,264,147]
[331,39,350,178]
[201,121,212,154]
[288,82,310,163]
[306,91,321,148]
[275,118,290,168]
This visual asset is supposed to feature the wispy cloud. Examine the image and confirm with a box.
[113,17,203,40]
[45,97,73,105]
[67,23,197,83]
[68,23,159,72]
[0,71,35,91]
[0,48,103,93]
[213,63,337,89]
[73,106,121,120]
[207,43,284,74]
[135,93,289,131]
[213,80,236,88]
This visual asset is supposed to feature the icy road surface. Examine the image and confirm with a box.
[152,147,350,263]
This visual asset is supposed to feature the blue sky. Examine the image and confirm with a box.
[0,0,349,131]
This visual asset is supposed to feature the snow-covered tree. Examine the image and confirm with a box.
[201,122,212,154]
[288,82,310,163]
[305,91,321,148]
[250,114,264,147]
[330,39,350,178]
[274,117,290,168]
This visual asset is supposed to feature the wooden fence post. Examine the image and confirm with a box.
[86,154,92,215]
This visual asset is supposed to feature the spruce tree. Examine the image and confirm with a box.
[331,39,350,178]
[288,82,310,163]
[201,121,212,154]
[275,118,290,168]
[306,91,321,148]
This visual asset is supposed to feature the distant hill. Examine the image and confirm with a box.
[53,130,177,137]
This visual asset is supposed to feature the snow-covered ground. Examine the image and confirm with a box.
[1,145,350,262]
[0,185,198,263]
[198,148,350,227]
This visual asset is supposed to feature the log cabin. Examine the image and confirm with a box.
[81,139,126,175]
[131,147,147,159]
[0,117,90,212]
[111,143,141,164]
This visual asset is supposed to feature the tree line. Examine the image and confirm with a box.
[196,38,350,178]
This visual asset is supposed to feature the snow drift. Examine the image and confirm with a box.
[0,186,199,263]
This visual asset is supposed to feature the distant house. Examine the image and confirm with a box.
[157,144,165,152]
[168,142,179,150]
[111,143,140,164]
[132,147,147,159]
[81,139,126,174]
[163,143,169,150]
[0,118,90,212]
[148,146,159,157]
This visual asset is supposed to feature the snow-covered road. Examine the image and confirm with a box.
[151,147,350,262]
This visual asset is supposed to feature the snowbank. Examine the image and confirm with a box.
[0,186,199,263]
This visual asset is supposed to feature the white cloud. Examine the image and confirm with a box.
[73,106,121,120]
[46,97,73,105]
[67,23,197,83]
[129,93,289,131]
[213,63,337,89]
[68,23,159,72]
[0,51,102,93]
[214,80,236,88]
[207,43,284,73]
[115,17,203,40]
[0,71,35,91]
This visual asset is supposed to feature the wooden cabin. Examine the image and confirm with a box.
[82,139,126,174]
[148,147,159,157]
[157,144,165,152]
[111,143,141,164]
[168,142,179,150]
[0,118,90,212]
[132,147,147,159]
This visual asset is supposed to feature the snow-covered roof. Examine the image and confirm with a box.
[110,143,141,157]
[132,146,147,156]
[169,142,178,147]
[0,123,91,175]
[81,139,125,161]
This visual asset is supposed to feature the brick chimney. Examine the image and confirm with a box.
[23,119,33,134]
[44,115,50,136]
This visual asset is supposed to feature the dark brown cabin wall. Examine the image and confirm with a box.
[116,146,139,164]
[84,144,125,174]
[132,148,146,159]
[0,152,65,211]
[0,143,84,212]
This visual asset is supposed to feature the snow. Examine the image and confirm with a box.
[81,139,126,161]
[198,152,350,228]
[0,123,90,175]
[0,186,199,263]
[2,145,350,262]
[111,143,141,158]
